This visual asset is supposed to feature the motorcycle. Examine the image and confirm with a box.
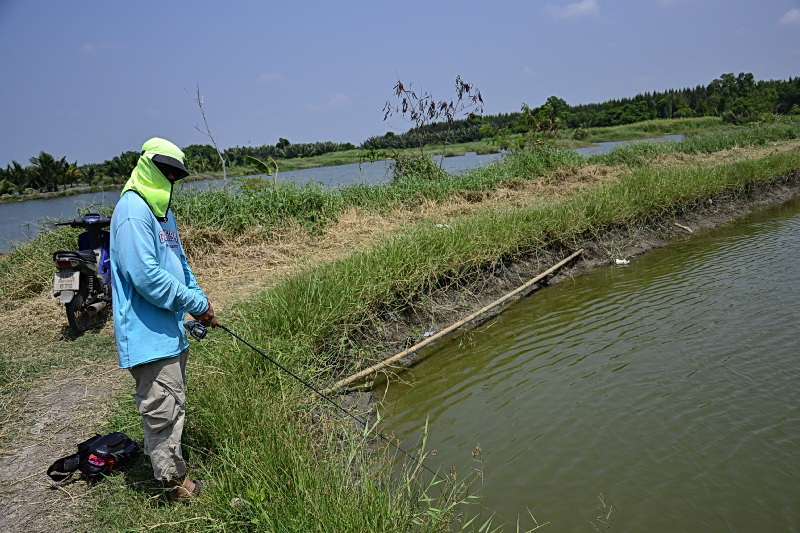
[52,213,112,333]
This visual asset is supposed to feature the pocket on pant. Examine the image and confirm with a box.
[135,380,180,433]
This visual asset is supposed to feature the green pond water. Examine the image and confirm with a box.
[379,197,800,531]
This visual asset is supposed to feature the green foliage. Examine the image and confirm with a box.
[517,97,571,134]
[5,74,797,198]
[243,154,279,185]
[87,146,800,531]
[563,73,799,128]
[2,140,356,198]
[581,117,722,143]
[182,143,219,173]
[362,119,485,150]
[0,152,80,195]
[94,150,139,180]
[390,152,448,182]
[244,154,278,175]
[721,110,756,125]
[366,74,799,151]
[0,226,77,307]
[478,122,514,150]
[591,117,800,167]
[506,98,574,149]
[3,118,799,310]
[572,127,589,140]
[224,141,356,168]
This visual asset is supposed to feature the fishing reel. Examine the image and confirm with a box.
[184,320,208,341]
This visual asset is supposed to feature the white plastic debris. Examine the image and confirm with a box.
[423,330,436,337]
[614,258,630,265]
[435,223,452,229]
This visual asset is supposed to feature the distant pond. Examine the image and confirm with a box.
[0,135,683,252]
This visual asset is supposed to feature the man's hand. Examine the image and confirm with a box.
[194,300,221,328]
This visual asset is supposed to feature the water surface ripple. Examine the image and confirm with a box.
[380,197,800,531]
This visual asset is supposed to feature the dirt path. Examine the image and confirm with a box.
[1,141,798,531]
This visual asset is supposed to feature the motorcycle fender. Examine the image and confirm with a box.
[59,290,74,304]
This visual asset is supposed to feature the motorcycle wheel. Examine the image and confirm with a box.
[65,298,91,333]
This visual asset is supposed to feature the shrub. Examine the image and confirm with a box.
[390,152,447,182]
[572,127,589,140]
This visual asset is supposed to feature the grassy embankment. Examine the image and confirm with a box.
[169,117,728,178]
[0,117,725,204]
[0,137,506,205]
[1,118,797,419]
[579,116,724,142]
[1,117,799,530]
[92,152,800,530]
[1,117,794,313]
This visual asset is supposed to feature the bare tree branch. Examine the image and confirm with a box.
[191,84,227,183]
[383,75,483,166]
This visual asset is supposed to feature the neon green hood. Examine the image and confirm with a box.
[121,137,187,220]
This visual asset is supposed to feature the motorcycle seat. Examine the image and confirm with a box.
[53,250,97,263]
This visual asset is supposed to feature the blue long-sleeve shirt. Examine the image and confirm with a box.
[110,191,208,368]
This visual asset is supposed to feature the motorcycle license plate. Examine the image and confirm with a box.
[54,271,80,292]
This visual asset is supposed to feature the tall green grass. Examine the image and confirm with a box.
[592,117,800,167]
[2,117,798,309]
[88,149,800,530]
[0,227,77,307]
[0,145,576,308]
[580,116,723,142]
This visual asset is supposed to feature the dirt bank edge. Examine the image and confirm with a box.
[346,170,800,399]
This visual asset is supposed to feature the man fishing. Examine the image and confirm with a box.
[110,137,219,501]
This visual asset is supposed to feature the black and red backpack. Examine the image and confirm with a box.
[47,432,140,482]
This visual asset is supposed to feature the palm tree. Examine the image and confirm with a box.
[29,152,65,191]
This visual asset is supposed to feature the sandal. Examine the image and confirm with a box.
[167,477,202,501]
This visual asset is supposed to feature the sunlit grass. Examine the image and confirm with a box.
[577,116,724,142]
[2,118,798,309]
[3,115,800,530]
[87,147,800,530]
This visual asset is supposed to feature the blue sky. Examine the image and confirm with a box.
[0,0,798,165]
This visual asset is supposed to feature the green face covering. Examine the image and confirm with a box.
[121,138,187,220]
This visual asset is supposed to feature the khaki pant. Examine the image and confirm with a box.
[129,349,189,482]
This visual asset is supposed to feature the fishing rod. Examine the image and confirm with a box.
[186,320,523,527]
[184,320,445,483]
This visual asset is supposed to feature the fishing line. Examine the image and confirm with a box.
[186,321,520,527]
[217,324,446,483]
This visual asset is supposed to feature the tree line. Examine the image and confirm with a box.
[3,72,798,196]
[0,139,355,195]
[364,72,800,149]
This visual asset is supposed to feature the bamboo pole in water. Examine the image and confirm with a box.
[322,248,584,395]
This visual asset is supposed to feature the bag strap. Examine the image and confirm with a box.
[47,453,81,482]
